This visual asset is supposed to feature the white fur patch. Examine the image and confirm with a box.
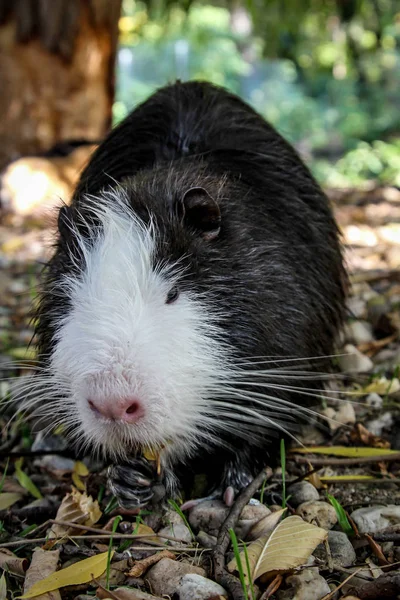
[49,188,230,464]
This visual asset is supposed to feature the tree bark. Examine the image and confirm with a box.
[0,0,122,171]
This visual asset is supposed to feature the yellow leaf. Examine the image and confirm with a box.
[0,573,7,600]
[14,461,42,500]
[20,551,113,598]
[0,493,23,510]
[362,377,400,396]
[318,475,376,482]
[228,516,327,582]
[74,462,89,477]
[291,446,400,457]
[71,461,89,491]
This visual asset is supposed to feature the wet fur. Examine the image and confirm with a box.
[34,81,347,502]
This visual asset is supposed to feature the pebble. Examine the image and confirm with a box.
[350,505,400,534]
[145,558,206,597]
[338,344,374,373]
[296,501,338,530]
[366,392,383,409]
[188,499,270,537]
[188,500,229,535]
[236,503,271,540]
[178,574,228,600]
[366,411,393,436]
[335,401,356,425]
[277,567,330,600]
[158,522,192,545]
[196,531,217,548]
[344,320,374,345]
[346,296,366,319]
[320,401,355,432]
[287,482,319,507]
[158,508,193,545]
[314,531,356,567]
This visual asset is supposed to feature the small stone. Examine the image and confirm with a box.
[338,344,374,373]
[146,558,206,597]
[277,567,330,600]
[188,500,229,535]
[366,392,383,409]
[335,401,356,425]
[296,501,338,530]
[366,411,393,437]
[351,505,400,534]
[314,531,356,567]
[347,297,366,319]
[287,482,319,507]
[236,503,271,539]
[178,574,228,600]
[344,320,374,345]
[188,499,270,538]
[196,531,217,548]
[158,522,192,545]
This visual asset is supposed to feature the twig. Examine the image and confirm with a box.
[291,453,400,466]
[213,466,273,600]
[48,519,187,544]
[0,534,202,551]
[320,567,364,600]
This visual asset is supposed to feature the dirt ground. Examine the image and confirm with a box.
[0,184,400,600]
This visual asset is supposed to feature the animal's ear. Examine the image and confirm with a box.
[181,187,221,241]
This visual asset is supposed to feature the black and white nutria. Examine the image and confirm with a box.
[29,81,347,508]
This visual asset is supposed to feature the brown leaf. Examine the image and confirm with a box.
[0,549,28,576]
[49,488,102,539]
[365,534,391,566]
[23,548,61,600]
[350,424,391,449]
[97,583,165,600]
[126,550,176,577]
[246,509,286,541]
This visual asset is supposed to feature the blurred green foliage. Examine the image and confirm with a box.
[114,0,400,186]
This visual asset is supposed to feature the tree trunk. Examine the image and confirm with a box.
[0,0,122,171]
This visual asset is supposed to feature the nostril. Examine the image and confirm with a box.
[88,399,100,415]
[126,401,140,415]
[87,396,145,422]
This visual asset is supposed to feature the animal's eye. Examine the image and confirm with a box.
[166,286,179,304]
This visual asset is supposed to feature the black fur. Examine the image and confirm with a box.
[35,81,347,506]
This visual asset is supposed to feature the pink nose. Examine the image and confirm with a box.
[88,397,145,423]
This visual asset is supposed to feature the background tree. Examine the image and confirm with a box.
[0,0,122,171]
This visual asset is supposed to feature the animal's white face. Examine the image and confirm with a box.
[50,190,229,462]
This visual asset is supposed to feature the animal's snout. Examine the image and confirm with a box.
[88,397,145,423]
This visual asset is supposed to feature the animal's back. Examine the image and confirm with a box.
[75,81,309,200]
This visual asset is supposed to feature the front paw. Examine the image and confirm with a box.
[108,457,159,509]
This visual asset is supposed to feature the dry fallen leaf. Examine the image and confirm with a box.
[228,515,327,582]
[126,549,176,577]
[0,493,23,511]
[362,376,400,396]
[97,584,165,600]
[71,461,89,491]
[246,508,287,541]
[20,551,113,599]
[350,423,390,449]
[0,573,7,600]
[22,548,60,600]
[0,549,28,576]
[49,488,102,539]
[291,446,400,458]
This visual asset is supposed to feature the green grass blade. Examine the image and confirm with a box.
[327,494,353,536]
[229,528,248,597]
